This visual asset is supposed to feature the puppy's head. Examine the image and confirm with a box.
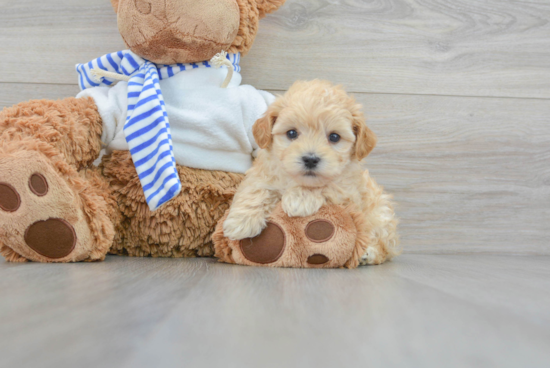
[253,80,377,187]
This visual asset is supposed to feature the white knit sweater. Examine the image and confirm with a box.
[77,66,274,174]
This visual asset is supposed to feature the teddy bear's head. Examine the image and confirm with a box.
[110,0,285,65]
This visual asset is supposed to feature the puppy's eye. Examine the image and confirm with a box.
[286,130,298,140]
[329,133,341,143]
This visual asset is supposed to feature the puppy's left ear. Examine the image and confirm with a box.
[256,0,287,18]
[351,107,377,161]
[253,105,279,150]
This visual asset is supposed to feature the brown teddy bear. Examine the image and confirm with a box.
[0,0,286,263]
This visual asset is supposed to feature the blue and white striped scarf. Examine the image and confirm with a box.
[77,51,241,211]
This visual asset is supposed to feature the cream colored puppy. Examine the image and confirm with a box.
[223,80,399,265]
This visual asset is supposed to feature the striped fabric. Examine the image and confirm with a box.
[76,50,240,211]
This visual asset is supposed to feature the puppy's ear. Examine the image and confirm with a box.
[257,0,286,18]
[111,0,119,13]
[253,110,278,149]
[351,107,377,161]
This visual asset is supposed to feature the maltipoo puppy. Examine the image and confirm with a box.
[223,80,399,265]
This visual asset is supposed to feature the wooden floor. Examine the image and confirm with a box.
[0,255,549,368]
[1,1,549,367]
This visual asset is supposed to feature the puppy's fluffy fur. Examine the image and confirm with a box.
[223,80,399,265]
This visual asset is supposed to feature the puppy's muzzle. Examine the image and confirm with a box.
[302,154,321,170]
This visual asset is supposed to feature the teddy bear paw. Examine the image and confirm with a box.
[0,148,98,262]
[216,204,359,268]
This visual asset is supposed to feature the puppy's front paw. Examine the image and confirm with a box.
[282,190,325,218]
[223,213,267,241]
[360,246,385,265]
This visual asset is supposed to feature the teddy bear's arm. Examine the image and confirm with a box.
[0,97,103,169]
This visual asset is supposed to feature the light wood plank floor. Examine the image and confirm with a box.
[1,1,549,367]
[1,255,549,368]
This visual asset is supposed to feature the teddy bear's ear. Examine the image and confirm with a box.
[110,0,119,13]
[256,0,286,18]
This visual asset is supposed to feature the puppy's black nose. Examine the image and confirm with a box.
[302,155,321,169]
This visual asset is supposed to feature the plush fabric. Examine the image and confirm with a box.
[114,0,241,64]
[111,0,285,64]
[0,97,103,169]
[77,51,254,211]
[79,50,184,210]
[78,53,274,175]
[0,138,116,263]
[0,0,287,263]
[213,204,371,269]
[103,151,243,258]
[0,98,243,261]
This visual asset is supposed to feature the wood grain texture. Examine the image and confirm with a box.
[353,92,550,254]
[0,83,79,107]
[0,255,549,368]
[0,0,124,85]
[0,0,549,98]
[244,0,550,98]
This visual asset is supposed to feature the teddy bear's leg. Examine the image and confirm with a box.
[213,204,361,268]
[0,97,103,169]
[101,150,244,257]
[0,139,117,262]
[0,98,117,262]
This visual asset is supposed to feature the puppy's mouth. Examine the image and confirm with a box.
[293,169,330,187]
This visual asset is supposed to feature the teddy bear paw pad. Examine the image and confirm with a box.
[305,219,335,243]
[307,254,329,265]
[24,218,76,259]
[304,220,336,265]
[29,173,49,196]
[0,149,94,262]
[0,183,21,212]
[239,222,286,264]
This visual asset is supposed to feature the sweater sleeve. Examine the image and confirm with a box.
[76,82,129,151]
